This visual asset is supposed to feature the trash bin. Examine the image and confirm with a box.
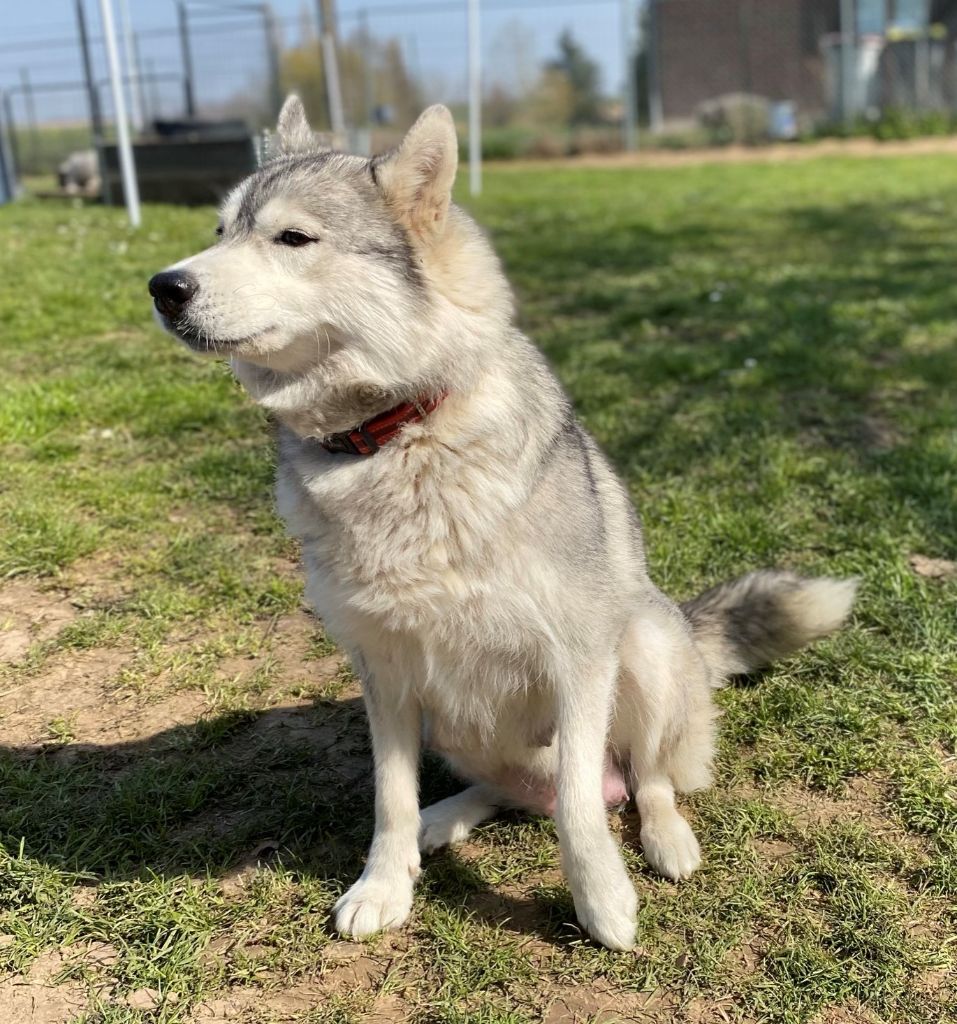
[769,101,798,141]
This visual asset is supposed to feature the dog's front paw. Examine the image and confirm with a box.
[576,895,637,951]
[640,812,701,881]
[334,875,413,938]
[568,851,638,951]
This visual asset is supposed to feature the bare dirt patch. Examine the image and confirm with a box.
[541,980,673,1023]
[681,993,756,1023]
[768,777,886,831]
[809,1001,883,1023]
[0,950,89,1024]
[0,582,79,665]
[189,951,400,1023]
[0,646,133,747]
[724,930,771,983]
[214,608,345,697]
[752,838,798,863]
[909,554,957,581]
[59,551,136,609]
[503,135,957,171]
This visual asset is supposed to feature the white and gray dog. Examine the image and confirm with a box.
[149,97,856,950]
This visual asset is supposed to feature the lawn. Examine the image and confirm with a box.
[0,155,955,1024]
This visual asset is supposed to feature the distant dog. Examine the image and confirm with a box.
[149,96,856,949]
[58,150,100,197]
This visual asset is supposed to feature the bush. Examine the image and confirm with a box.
[697,93,771,145]
[816,107,957,142]
[470,126,538,161]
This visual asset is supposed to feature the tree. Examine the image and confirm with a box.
[526,68,575,128]
[546,29,603,125]
[278,23,422,131]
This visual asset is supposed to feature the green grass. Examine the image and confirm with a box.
[1,156,956,1023]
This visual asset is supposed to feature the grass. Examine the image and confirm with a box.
[0,155,956,1023]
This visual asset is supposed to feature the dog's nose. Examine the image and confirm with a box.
[149,270,199,318]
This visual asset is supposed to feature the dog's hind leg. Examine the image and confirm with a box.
[614,600,716,881]
[419,784,501,853]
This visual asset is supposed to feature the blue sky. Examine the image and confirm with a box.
[0,0,625,125]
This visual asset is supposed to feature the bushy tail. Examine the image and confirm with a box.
[681,570,857,682]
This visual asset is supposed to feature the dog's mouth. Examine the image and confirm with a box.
[159,315,274,354]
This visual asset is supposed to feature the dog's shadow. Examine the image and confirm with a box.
[0,694,580,946]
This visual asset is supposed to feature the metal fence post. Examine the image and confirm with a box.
[840,0,857,122]
[262,4,283,119]
[98,0,141,226]
[119,0,145,131]
[2,91,20,178]
[316,0,346,139]
[467,0,481,195]
[75,0,112,203]
[176,0,198,118]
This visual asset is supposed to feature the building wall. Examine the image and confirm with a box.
[655,0,837,122]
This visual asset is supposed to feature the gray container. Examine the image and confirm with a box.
[102,132,256,205]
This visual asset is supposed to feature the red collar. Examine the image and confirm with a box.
[320,393,446,456]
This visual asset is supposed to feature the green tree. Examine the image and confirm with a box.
[280,25,422,132]
[546,29,603,125]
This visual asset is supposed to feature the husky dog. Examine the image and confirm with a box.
[149,97,856,950]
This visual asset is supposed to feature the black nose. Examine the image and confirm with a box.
[149,270,199,319]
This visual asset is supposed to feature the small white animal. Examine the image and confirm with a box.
[58,149,100,196]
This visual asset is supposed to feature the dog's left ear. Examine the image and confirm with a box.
[374,105,458,241]
[276,94,317,155]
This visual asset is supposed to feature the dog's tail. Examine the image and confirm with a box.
[681,570,857,683]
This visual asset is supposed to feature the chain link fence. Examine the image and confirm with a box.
[1,0,628,186]
[4,0,957,192]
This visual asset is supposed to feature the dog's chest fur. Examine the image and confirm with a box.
[274,412,568,747]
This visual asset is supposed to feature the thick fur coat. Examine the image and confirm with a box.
[150,97,856,949]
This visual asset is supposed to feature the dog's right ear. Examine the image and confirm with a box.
[373,105,458,242]
[275,94,318,156]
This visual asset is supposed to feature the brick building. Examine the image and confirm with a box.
[650,0,957,128]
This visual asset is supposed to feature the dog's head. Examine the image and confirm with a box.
[148,97,505,388]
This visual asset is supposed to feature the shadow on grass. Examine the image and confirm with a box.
[493,195,957,552]
[0,698,583,945]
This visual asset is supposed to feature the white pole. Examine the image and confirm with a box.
[98,0,141,227]
[321,34,346,140]
[316,0,346,144]
[118,0,144,131]
[467,0,481,195]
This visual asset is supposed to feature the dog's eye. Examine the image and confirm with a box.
[276,229,316,247]
[215,224,224,237]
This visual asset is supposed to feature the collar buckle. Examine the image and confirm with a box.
[321,431,361,456]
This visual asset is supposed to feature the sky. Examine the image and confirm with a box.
[0,0,626,126]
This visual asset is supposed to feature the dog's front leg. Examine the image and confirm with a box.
[555,657,637,950]
[334,667,421,938]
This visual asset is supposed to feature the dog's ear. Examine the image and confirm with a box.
[276,94,317,155]
[374,105,458,241]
